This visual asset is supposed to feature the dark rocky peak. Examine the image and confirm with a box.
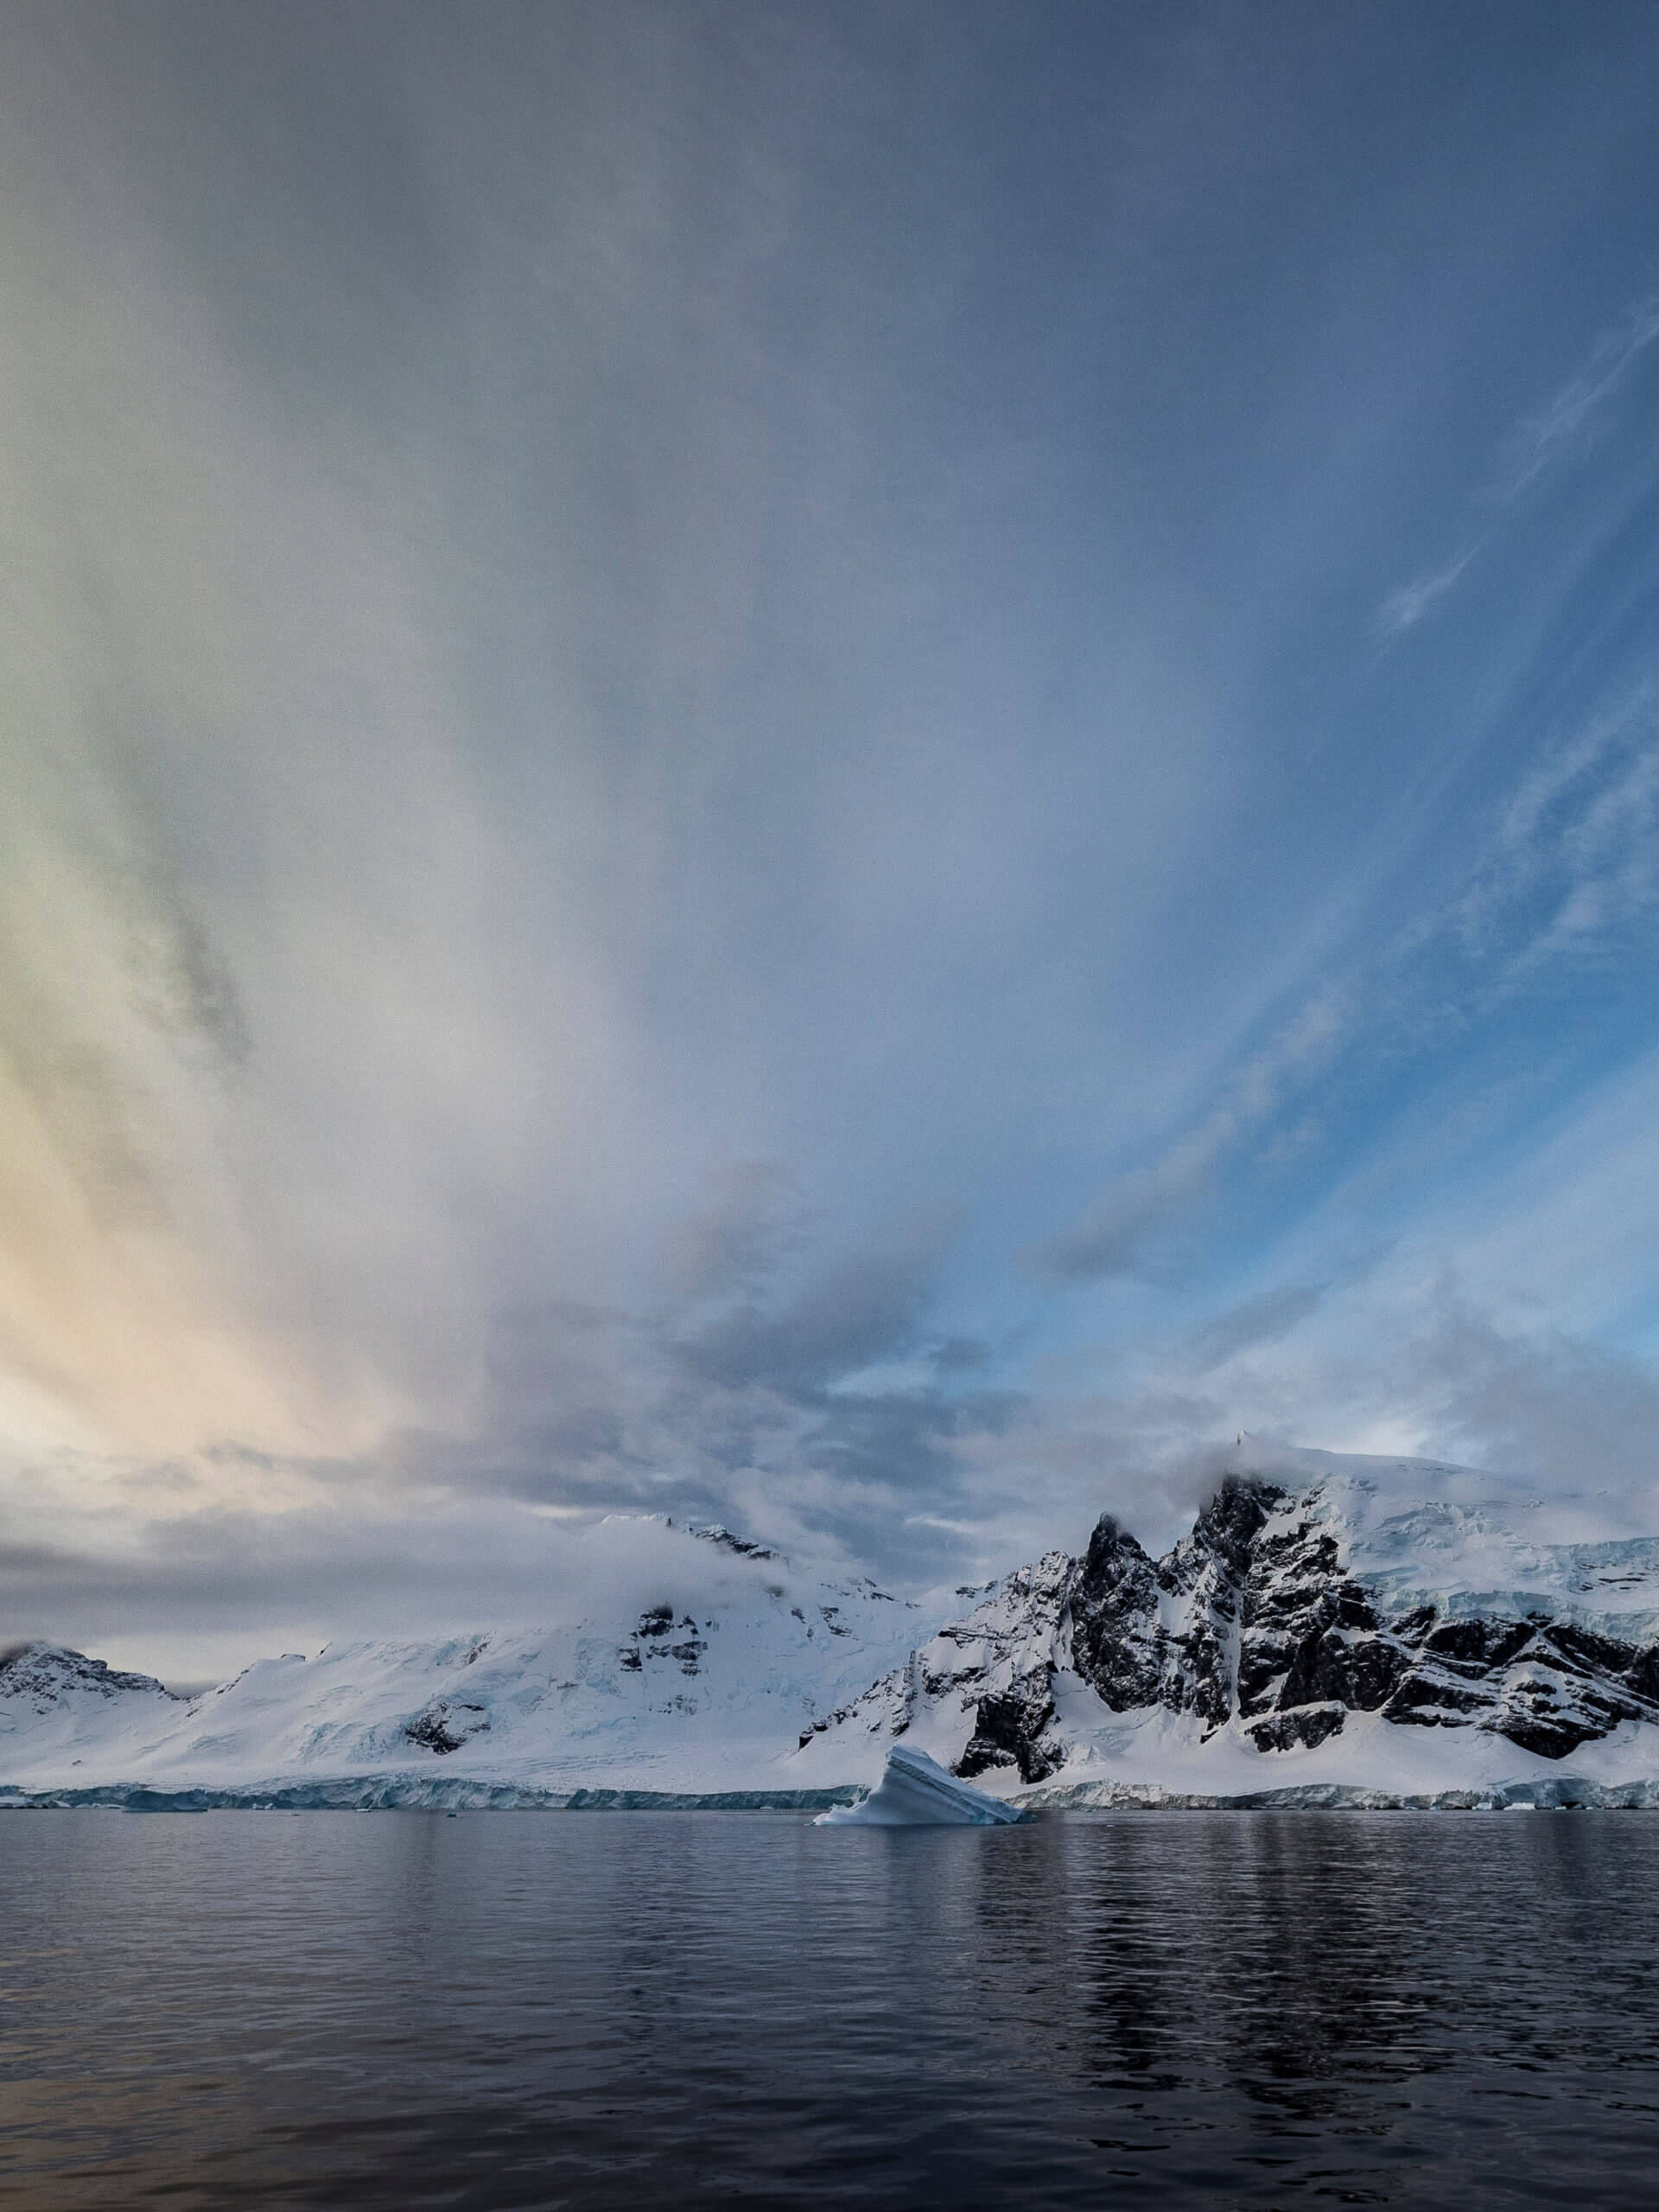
[1234,1495,1387,1726]
[1078,1510,1146,1577]
[0,1643,180,1705]
[1067,1478,1294,1735]
[1194,1475,1286,1578]
[689,1523,782,1562]
[1067,1517,1166,1717]
[1149,1477,1284,1601]
[807,1460,1659,1785]
[1072,1514,1158,1620]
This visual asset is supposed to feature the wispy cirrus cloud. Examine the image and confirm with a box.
[1499,289,1659,499]
[1376,550,1474,638]
[1033,674,1659,1287]
[1376,287,1659,639]
[1445,683,1659,981]
[1025,986,1352,1285]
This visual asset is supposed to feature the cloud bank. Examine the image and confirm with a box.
[5,3,1659,1671]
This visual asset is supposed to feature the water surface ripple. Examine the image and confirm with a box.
[3,1809,1656,2207]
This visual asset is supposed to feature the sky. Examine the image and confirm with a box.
[7,0,1659,1680]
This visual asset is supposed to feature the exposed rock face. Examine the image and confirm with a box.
[1376,1612,1659,1758]
[1069,1479,1284,1730]
[404,1700,490,1754]
[0,1643,181,1708]
[802,1472,1659,1779]
[794,1552,1071,1783]
[1232,1489,1404,1733]
[618,1606,709,1681]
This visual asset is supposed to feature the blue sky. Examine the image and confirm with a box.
[5,2,1659,1672]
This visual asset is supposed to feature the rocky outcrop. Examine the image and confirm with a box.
[404,1699,491,1754]
[793,1552,1072,1782]
[619,1606,709,1680]
[1069,1478,1282,1730]
[0,1643,181,1708]
[800,1470,1659,1780]
[1376,1612,1659,1758]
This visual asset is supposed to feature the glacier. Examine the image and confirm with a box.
[13,1453,1659,1811]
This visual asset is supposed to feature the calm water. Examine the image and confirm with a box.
[3,1809,1659,2209]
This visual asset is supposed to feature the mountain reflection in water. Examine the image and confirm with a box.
[3,1808,1656,2207]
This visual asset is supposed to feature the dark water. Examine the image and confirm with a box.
[3,1810,1659,2209]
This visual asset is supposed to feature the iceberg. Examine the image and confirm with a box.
[814,1741,1027,1825]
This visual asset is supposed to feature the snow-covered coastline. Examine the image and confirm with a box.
[0,1517,931,1809]
[12,1451,1659,1811]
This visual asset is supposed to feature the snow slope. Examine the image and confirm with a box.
[0,1518,931,1806]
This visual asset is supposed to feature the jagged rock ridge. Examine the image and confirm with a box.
[799,1468,1659,1782]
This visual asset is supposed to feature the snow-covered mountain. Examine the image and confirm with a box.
[11,1455,1659,1809]
[0,1517,931,1808]
[788,1449,1659,1807]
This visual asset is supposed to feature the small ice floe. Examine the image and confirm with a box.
[814,1742,1027,1826]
